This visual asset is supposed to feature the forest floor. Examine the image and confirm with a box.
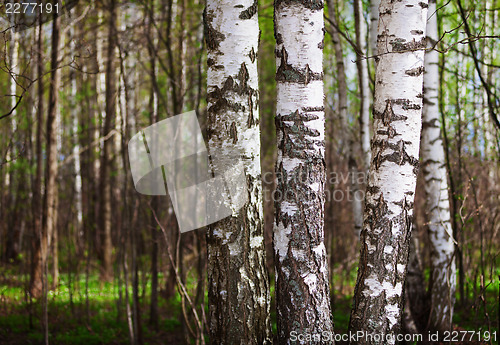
[0,267,498,344]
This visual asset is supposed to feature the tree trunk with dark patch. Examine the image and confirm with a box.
[273,0,334,343]
[348,1,429,343]
[205,0,272,344]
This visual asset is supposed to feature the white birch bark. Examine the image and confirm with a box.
[6,25,19,188]
[369,0,381,57]
[354,0,372,170]
[96,9,106,158]
[422,0,456,332]
[481,0,495,161]
[274,0,334,343]
[70,27,83,232]
[348,1,428,343]
[205,1,272,343]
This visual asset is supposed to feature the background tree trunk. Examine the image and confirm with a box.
[354,0,372,171]
[369,0,381,57]
[348,1,428,343]
[99,0,117,281]
[327,0,364,238]
[30,18,45,299]
[422,0,456,332]
[273,0,334,342]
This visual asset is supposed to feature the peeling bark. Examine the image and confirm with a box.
[205,1,272,344]
[422,0,456,332]
[274,1,334,343]
[348,1,428,343]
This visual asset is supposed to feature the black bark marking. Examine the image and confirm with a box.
[393,98,421,110]
[239,0,258,19]
[410,29,423,35]
[302,106,324,112]
[275,47,323,84]
[276,110,324,161]
[247,90,255,127]
[203,9,226,51]
[207,63,255,116]
[405,66,424,76]
[382,139,419,169]
[374,100,408,125]
[367,185,381,194]
[419,2,429,8]
[249,46,256,63]
[422,118,439,130]
[230,122,238,144]
[390,37,426,52]
[274,0,324,11]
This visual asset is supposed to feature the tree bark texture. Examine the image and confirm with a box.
[274,0,334,343]
[422,0,456,332]
[348,1,428,343]
[370,0,381,57]
[354,0,372,170]
[99,0,117,281]
[205,1,272,344]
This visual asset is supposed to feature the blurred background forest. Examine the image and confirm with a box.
[0,0,499,344]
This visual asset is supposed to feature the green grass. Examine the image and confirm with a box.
[0,269,191,345]
[0,266,498,344]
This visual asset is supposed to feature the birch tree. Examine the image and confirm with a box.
[348,0,428,343]
[369,0,381,57]
[273,0,334,342]
[422,0,456,331]
[204,0,272,343]
[354,0,371,170]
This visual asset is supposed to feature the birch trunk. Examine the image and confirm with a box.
[348,1,428,343]
[481,0,495,160]
[422,0,456,332]
[70,26,83,243]
[354,0,371,170]
[274,0,334,343]
[204,1,272,343]
[369,0,381,57]
[30,21,44,298]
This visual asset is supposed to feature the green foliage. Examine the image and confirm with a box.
[0,270,192,344]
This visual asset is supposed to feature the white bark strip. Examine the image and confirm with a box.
[274,0,334,343]
[205,1,272,344]
[349,1,428,343]
[354,0,372,170]
[369,0,381,57]
[422,0,456,332]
